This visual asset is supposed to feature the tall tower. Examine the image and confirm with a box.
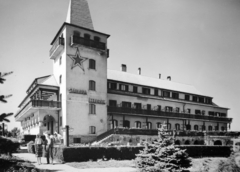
[49,0,110,143]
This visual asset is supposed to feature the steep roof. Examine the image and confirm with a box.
[107,69,207,97]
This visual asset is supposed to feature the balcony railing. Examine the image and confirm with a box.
[15,100,61,119]
[49,37,64,59]
[70,36,106,50]
[107,106,232,123]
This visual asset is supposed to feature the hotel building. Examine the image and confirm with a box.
[15,0,232,145]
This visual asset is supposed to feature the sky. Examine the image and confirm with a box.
[0,0,240,131]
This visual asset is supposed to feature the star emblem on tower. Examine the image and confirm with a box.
[68,48,88,71]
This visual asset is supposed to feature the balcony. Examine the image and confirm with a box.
[70,36,106,51]
[15,100,61,121]
[107,106,232,123]
[50,37,64,60]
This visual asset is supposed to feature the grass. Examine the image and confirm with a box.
[66,157,228,172]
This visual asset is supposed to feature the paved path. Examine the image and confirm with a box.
[13,153,136,172]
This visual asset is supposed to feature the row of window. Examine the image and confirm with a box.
[73,31,101,42]
[110,120,226,131]
[109,100,226,117]
[108,82,212,105]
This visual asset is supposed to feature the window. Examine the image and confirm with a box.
[176,107,180,113]
[135,121,141,128]
[120,84,129,91]
[195,110,201,115]
[89,80,96,91]
[94,36,100,42]
[215,126,219,131]
[60,116,62,126]
[172,92,179,99]
[59,56,62,65]
[206,98,212,104]
[186,124,191,130]
[154,89,158,96]
[109,100,117,107]
[134,103,142,109]
[194,125,198,131]
[147,104,151,111]
[167,123,171,130]
[208,111,214,116]
[84,34,91,39]
[202,125,206,131]
[185,95,190,101]
[111,120,118,129]
[199,97,204,103]
[89,126,96,134]
[133,86,138,93]
[163,91,170,98]
[221,126,225,131]
[142,87,150,95]
[123,120,130,128]
[157,122,162,128]
[122,101,131,108]
[146,122,152,129]
[89,59,96,69]
[108,82,117,90]
[202,110,205,115]
[73,31,80,37]
[175,123,180,130]
[192,96,198,102]
[89,104,96,114]
[165,106,173,112]
[157,105,161,111]
[187,109,191,114]
[208,126,213,131]
[220,113,226,117]
[59,75,62,84]
[73,138,81,143]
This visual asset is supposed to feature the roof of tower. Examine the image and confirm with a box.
[107,69,209,97]
[66,0,94,30]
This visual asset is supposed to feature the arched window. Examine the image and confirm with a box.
[194,125,198,131]
[73,31,80,37]
[135,121,141,128]
[89,80,96,91]
[186,124,191,130]
[111,120,118,129]
[84,34,91,39]
[123,120,130,128]
[175,140,181,145]
[89,59,96,69]
[214,140,222,145]
[94,36,100,42]
[221,126,225,131]
[208,126,213,131]
[156,122,161,129]
[175,123,180,130]
[146,122,152,129]
[202,125,206,131]
[185,140,190,145]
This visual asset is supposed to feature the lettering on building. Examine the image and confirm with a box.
[89,98,105,104]
[69,88,87,95]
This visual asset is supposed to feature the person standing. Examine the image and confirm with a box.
[34,134,43,165]
[45,133,55,164]
[42,139,48,164]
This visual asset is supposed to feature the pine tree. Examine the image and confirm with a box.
[135,122,192,172]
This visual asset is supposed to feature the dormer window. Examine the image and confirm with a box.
[94,36,100,42]
[73,31,80,37]
[84,34,91,39]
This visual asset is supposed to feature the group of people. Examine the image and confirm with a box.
[34,132,58,165]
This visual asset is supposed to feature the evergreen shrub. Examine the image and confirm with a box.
[0,137,20,156]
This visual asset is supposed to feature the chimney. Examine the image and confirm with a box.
[167,76,171,81]
[159,74,161,79]
[138,68,141,75]
[121,64,127,72]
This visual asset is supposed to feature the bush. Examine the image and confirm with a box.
[0,137,20,156]
[27,141,35,154]
[217,152,240,172]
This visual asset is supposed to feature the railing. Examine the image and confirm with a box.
[107,106,232,122]
[94,129,114,143]
[15,100,61,118]
[49,37,64,57]
[32,100,61,108]
[70,36,106,50]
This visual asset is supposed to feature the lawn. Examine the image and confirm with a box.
[66,157,228,172]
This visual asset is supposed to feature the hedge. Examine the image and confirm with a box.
[0,137,20,156]
[51,145,232,163]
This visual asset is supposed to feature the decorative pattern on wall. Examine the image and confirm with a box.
[68,48,88,71]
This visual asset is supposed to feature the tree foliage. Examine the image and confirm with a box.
[135,123,192,172]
